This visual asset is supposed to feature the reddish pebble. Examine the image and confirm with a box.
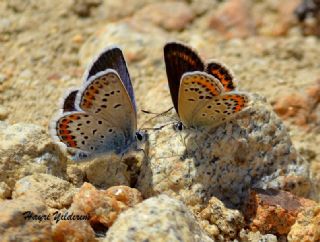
[244,188,317,235]
[72,183,142,227]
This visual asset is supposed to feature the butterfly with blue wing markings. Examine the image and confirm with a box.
[50,46,138,161]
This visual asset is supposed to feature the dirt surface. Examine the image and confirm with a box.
[0,0,319,198]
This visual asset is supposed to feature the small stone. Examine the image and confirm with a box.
[0,106,9,120]
[273,91,309,125]
[273,79,320,129]
[134,2,195,31]
[208,0,256,38]
[66,165,84,186]
[105,195,213,242]
[52,206,96,242]
[0,182,11,199]
[13,174,76,209]
[200,196,245,240]
[244,188,317,235]
[272,0,301,36]
[240,229,278,242]
[81,154,134,188]
[101,0,151,21]
[79,20,167,65]
[72,34,84,44]
[70,0,102,17]
[0,122,59,189]
[287,205,320,242]
[72,183,142,227]
[105,185,143,207]
[0,193,52,241]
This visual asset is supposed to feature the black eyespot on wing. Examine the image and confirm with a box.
[62,90,78,112]
[164,42,205,114]
[85,47,136,112]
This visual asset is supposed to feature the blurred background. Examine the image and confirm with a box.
[0,0,319,177]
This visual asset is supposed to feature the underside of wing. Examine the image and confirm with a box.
[83,46,136,111]
[164,42,205,113]
[62,89,79,112]
[190,92,250,128]
[76,69,137,137]
[206,61,236,91]
[178,71,224,127]
[51,111,129,159]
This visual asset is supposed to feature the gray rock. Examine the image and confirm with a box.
[105,194,214,242]
[0,122,63,189]
[137,94,311,208]
[13,174,76,209]
[0,193,53,241]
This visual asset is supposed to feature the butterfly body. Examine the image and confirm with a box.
[51,47,137,161]
[164,42,250,129]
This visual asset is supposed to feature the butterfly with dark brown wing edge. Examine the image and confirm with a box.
[50,46,144,161]
[164,42,250,129]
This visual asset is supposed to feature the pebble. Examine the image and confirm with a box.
[208,0,256,38]
[13,174,76,209]
[244,188,317,235]
[72,183,142,227]
[134,2,195,31]
[288,204,320,242]
[105,195,213,242]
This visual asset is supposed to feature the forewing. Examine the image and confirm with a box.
[206,61,236,91]
[178,71,223,127]
[83,46,136,111]
[192,92,249,128]
[164,42,205,113]
[76,70,136,136]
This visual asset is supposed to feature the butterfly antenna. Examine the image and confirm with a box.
[141,107,173,116]
[139,107,175,131]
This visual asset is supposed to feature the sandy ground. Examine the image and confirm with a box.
[0,0,319,197]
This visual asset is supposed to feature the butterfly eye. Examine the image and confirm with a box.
[174,121,184,131]
[135,131,146,142]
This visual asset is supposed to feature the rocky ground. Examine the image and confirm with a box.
[0,0,320,241]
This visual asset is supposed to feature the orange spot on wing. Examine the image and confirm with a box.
[210,70,233,91]
[225,95,247,112]
[69,115,80,120]
[194,78,220,96]
[60,134,77,148]
[59,129,71,135]
[59,124,68,129]
[61,119,71,125]
[68,140,77,148]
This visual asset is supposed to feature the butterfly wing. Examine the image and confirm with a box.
[164,42,205,114]
[192,92,249,128]
[76,69,137,140]
[206,61,236,91]
[83,46,136,111]
[61,89,79,112]
[178,71,224,127]
[51,111,127,160]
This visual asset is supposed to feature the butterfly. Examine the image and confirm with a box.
[164,42,250,129]
[50,46,139,161]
